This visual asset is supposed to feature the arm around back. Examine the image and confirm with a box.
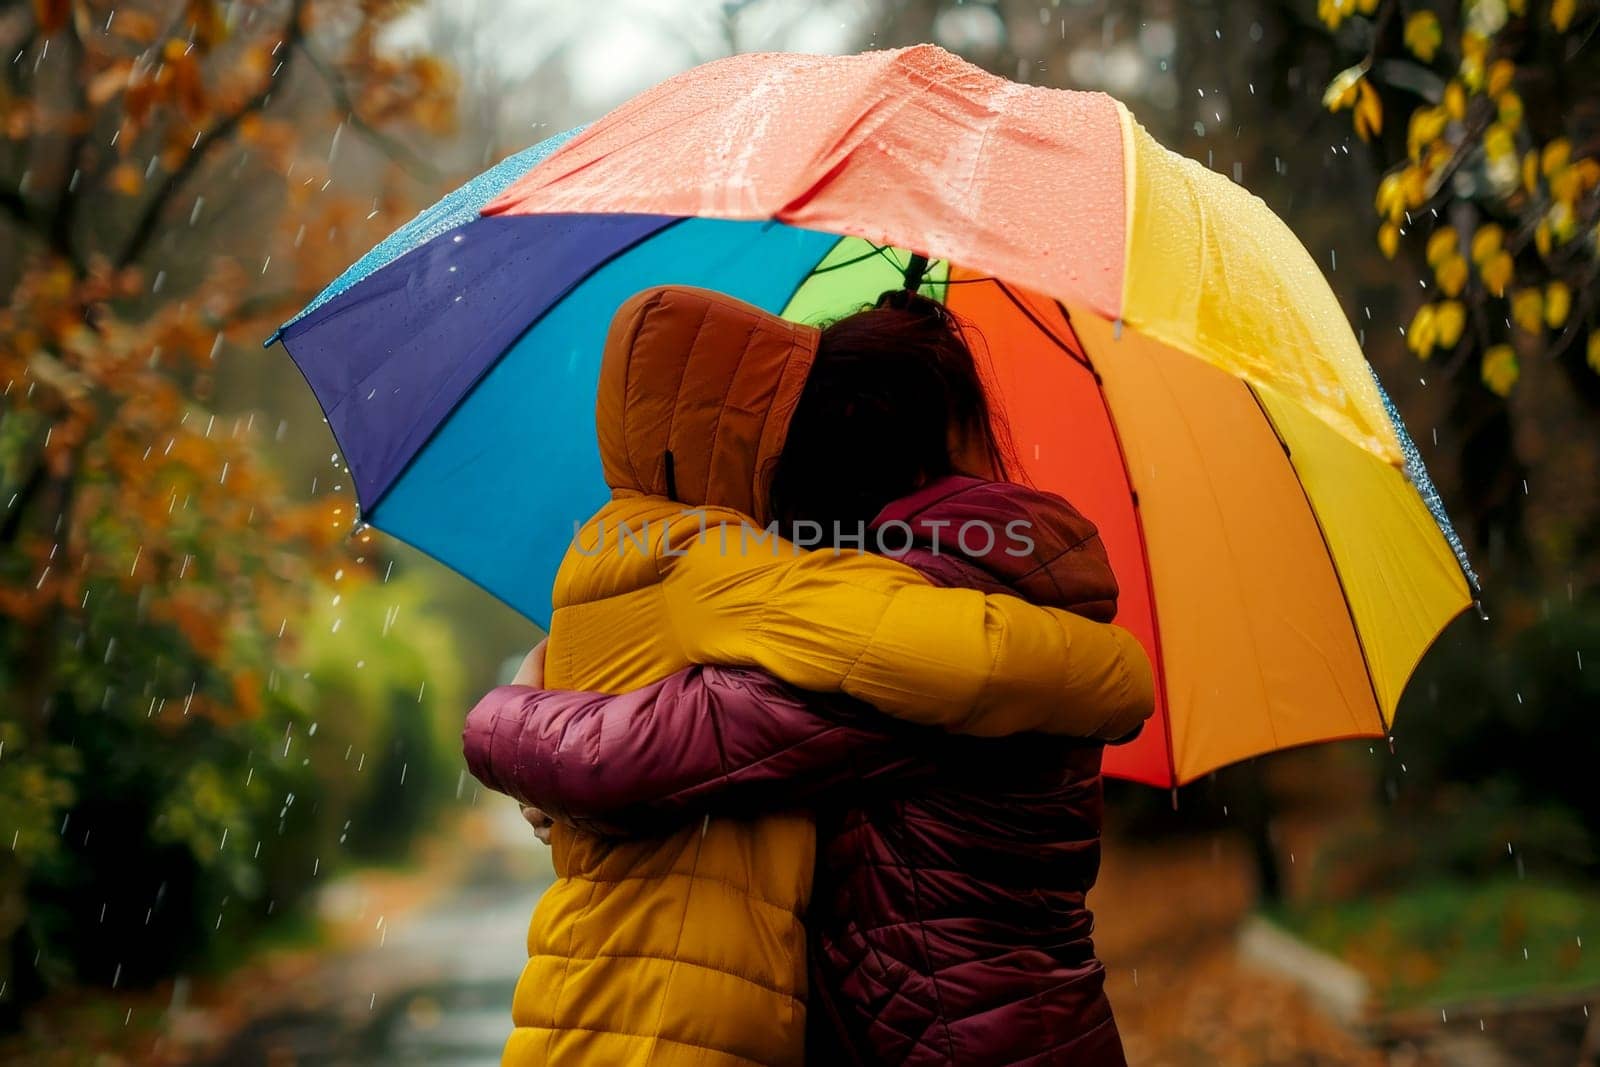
[661,530,1154,740]
[463,668,926,836]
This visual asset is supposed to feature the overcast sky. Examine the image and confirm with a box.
[388,0,873,122]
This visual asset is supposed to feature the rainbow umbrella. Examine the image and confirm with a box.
[270,45,1475,788]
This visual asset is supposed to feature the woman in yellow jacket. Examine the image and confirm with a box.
[489,285,1153,1066]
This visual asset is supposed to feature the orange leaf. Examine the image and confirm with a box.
[110,10,161,44]
[186,0,229,51]
[87,61,134,107]
[108,163,143,196]
[31,0,70,34]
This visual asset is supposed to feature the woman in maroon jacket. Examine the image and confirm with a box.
[466,296,1138,1065]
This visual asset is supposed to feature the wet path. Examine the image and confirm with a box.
[194,804,547,1066]
[194,810,1558,1065]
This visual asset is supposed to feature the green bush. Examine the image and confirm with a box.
[0,568,467,1020]
[1278,878,1600,1009]
[293,574,467,862]
[1387,597,1600,873]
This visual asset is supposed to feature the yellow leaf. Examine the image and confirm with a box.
[1588,331,1600,374]
[1324,65,1366,111]
[1318,0,1345,30]
[1482,345,1519,396]
[1509,0,1527,12]
[1357,0,1379,12]
[1484,123,1515,162]
[1408,106,1449,160]
[1408,304,1439,358]
[1471,223,1505,264]
[1426,228,1459,267]
[1444,81,1468,120]
[1482,250,1514,295]
[1436,301,1467,347]
[1437,255,1470,297]
[1546,281,1572,328]
[1402,165,1431,207]
[1552,0,1577,31]
[1469,0,1511,32]
[1536,219,1553,257]
[1380,222,1401,259]
[1550,165,1581,203]
[1549,201,1578,242]
[1405,12,1444,61]
[1355,80,1383,141]
[1542,138,1572,176]
[1487,60,1515,97]
[1498,92,1523,126]
[1576,158,1600,189]
[1376,173,1407,220]
[1511,288,1544,333]
[1523,151,1540,193]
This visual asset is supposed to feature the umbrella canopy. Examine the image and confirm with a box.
[272,45,1475,788]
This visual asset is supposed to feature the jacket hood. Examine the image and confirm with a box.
[871,475,1120,620]
[597,285,820,525]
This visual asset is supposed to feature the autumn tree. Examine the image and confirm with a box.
[1319,0,1600,565]
[0,0,454,1010]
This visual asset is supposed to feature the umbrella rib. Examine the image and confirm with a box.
[775,235,851,319]
[992,282,1091,370]
[360,214,691,519]
[1053,300,1180,788]
[1243,385,1389,736]
[806,242,899,276]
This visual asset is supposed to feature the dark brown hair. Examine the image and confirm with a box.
[769,289,1016,538]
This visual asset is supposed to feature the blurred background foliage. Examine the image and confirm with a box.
[2,0,1599,1056]
[0,0,523,1024]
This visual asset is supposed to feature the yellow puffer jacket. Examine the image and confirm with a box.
[503,286,1154,1067]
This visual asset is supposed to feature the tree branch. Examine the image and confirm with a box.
[296,41,441,183]
[1421,108,1493,208]
[46,8,90,276]
[0,459,48,548]
[115,0,309,270]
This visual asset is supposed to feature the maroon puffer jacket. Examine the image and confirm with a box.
[465,477,1132,1066]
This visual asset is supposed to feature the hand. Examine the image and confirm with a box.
[521,805,553,845]
[512,638,547,688]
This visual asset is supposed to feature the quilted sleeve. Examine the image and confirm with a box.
[661,531,1154,740]
[463,667,927,836]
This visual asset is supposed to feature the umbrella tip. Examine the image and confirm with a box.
[262,329,283,350]
[903,252,929,294]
